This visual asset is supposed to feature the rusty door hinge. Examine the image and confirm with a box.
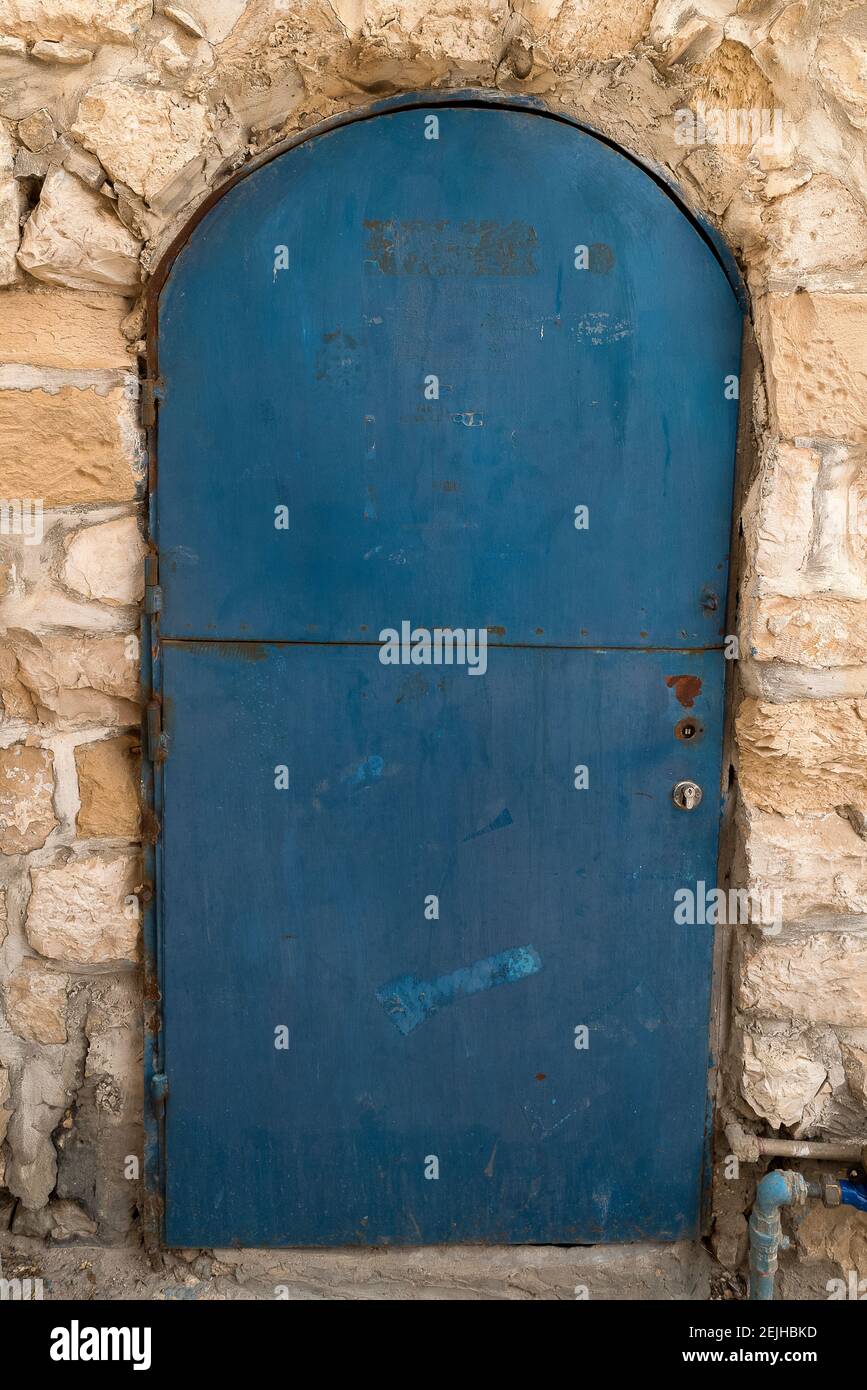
[146,700,168,764]
[141,377,164,430]
[144,553,162,615]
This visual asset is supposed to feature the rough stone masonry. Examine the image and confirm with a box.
[0,0,866,1298]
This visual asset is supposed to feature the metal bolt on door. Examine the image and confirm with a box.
[144,94,744,1247]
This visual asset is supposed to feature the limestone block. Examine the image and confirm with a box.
[0,632,140,728]
[0,0,152,44]
[0,742,56,853]
[740,1027,827,1129]
[756,293,867,442]
[744,442,818,588]
[737,697,867,815]
[26,850,141,964]
[17,166,142,294]
[0,289,131,368]
[30,37,92,62]
[4,957,68,1043]
[763,175,867,275]
[745,595,867,667]
[63,515,146,606]
[72,81,216,204]
[0,385,140,505]
[75,734,140,838]
[738,931,867,1028]
[740,803,867,922]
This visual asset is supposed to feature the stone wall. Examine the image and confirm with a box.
[0,0,865,1290]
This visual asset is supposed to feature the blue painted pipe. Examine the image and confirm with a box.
[748,1170,809,1300]
[840,1180,867,1213]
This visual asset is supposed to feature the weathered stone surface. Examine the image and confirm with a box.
[526,0,656,63]
[0,1058,9,1182]
[75,734,140,838]
[841,1042,867,1105]
[17,167,142,294]
[60,139,105,189]
[739,442,816,589]
[4,957,68,1043]
[756,294,867,442]
[0,1060,10,1148]
[63,515,146,606]
[17,106,56,150]
[0,385,139,505]
[195,0,245,44]
[795,1204,867,1281]
[0,31,26,53]
[1,632,139,727]
[56,972,142,1241]
[764,175,867,275]
[30,38,92,63]
[739,1026,828,1129]
[6,1051,71,1209]
[26,851,141,964]
[0,0,151,44]
[0,887,7,946]
[0,289,131,367]
[164,5,204,39]
[0,742,57,853]
[740,804,867,922]
[13,143,52,177]
[746,595,867,667]
[742,441,865,597]
[0,120,24,286]
[738,931,867,1028]
[817,20,867,132]
[72,81,215,204]
[737,697,867,815]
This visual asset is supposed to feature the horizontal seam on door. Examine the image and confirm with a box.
[159,638,725,653]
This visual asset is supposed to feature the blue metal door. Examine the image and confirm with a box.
[147,96,743,1247]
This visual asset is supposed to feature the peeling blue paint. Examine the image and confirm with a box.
[376,945,542,1035]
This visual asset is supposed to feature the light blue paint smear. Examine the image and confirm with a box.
[377,945,542,1035]
[345,754,384,789]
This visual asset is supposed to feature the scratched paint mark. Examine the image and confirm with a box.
[376,944,542,1035]
[344,754,384,789]
[483,1142,498,1178]
[665,674,702,708]
[363,219,538,276]
[463,807,513,843]
[452,411,484,427]
[573,312,631,346]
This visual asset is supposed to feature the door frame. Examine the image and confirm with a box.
[140,88,750,1249]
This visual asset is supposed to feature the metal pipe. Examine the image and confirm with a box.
[755,1138,863,1161]
[748,1170,809,1301]
[840,1180,867,1213]
[726,1120,864,1165]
